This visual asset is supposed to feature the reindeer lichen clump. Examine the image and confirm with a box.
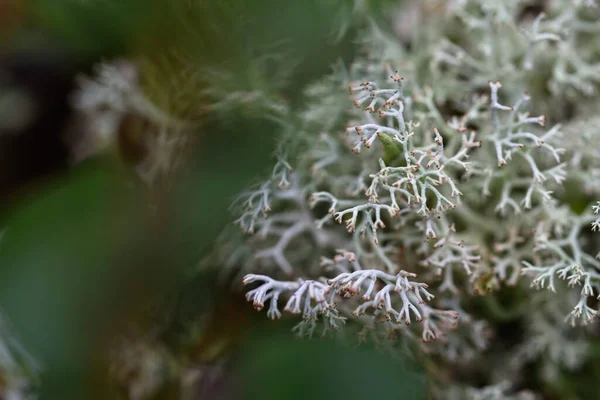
[218,1,600,397]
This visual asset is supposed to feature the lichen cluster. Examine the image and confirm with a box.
[217,1,600,397]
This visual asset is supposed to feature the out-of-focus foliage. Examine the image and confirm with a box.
[234,330,426,400]
[27,0,378,121]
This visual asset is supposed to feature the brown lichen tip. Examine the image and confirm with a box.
[391,71,403,82]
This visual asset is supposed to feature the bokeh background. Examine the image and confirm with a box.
[0,1,426,399]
